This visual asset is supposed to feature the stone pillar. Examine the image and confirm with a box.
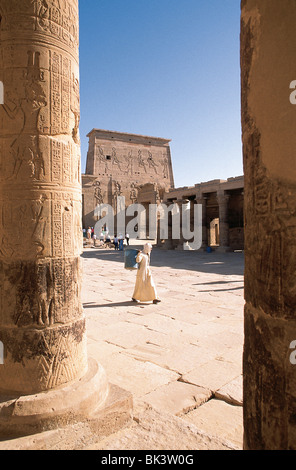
[175,199,189,250]
[241,0,296,449]
[216,191,230,252]
[0,0,112,438]
[160,200,179,250]
[196,194,208,250]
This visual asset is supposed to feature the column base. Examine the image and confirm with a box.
[0,357,133,442]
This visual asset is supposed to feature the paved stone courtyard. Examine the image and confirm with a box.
[82,242,244,450]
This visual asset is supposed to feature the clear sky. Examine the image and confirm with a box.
[78,0,242,188]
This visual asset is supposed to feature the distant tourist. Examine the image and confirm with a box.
[119,233,124,251]
[132,243,160,304]
[87,227,91,239]
[113,235,118,250]
[125,233,130,245]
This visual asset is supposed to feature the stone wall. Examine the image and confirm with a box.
[82,129,174,230]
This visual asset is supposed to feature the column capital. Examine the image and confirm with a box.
[217,191,230,204]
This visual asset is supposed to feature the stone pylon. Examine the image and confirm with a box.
[0,0,131,441]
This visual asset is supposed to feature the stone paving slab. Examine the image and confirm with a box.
[182,399,243,449]
[84,400,240,451]
[81,246,245,450]
[215,374,243,406]
[92,352,180,398]
[142,381,212,416]
[181,358,242,392]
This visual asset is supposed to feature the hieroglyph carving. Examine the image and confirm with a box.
[94,180,104,204]
[0,0,87,393]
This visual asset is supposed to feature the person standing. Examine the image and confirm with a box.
[118,233,124,251]
[113,235,118,250]
[132,243,160,304]
[125,233,130,245]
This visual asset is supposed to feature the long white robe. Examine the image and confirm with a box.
[132,252,158,302]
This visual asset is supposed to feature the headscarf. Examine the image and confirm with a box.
[143,243,152,254]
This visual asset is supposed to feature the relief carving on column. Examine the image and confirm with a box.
[0,0,87,394]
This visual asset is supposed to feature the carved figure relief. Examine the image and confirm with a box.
[71,74,80,144]
[2,50,47,181]
[147,151,158,174]
[138,149,147,173]
[112,147,122,171]
[0,194,48,260]
[125,151,133,175]
[130,182,138,203]
[114,181,122,197]
[153,183,160,202]
[162,156,169,178]
[96,145,109,173]
[93,180,103,204]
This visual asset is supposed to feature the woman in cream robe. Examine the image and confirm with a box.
[132,243,161,304]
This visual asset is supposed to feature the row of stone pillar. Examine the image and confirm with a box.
[161,190,235,252]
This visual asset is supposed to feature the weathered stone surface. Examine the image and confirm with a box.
[0,1,133,443]
[181,358,242,393]
[215,375,243,406]
[85,400,240,451]
[0,358,108,439]
[80,246,245,449]
[241,0,296,450]
[0,0,87,394]
[82,129,175,230]
[0,383,133,450]
[142,381,212,416]
[96,352,179,398]
[183,399,243,449]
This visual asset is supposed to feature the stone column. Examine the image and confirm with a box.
[241,0,296,450]
[216,191,230,252]
[0,0,111,438]
[175,198,189,250]
[196,194,208,250]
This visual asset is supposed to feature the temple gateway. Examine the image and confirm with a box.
[82,128,244,251]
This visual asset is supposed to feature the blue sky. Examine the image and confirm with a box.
[78,0,242,188]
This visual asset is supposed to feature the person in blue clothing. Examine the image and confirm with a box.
[113,235,118,250]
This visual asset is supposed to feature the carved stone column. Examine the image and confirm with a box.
[196,194,208,250]
[216,191,231,252]
[0,0,118,439]
[241,0,296,450]
[175,199,189,250]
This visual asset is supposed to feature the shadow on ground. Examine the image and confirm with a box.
[81,246,244,276]
[83,300,155,308]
